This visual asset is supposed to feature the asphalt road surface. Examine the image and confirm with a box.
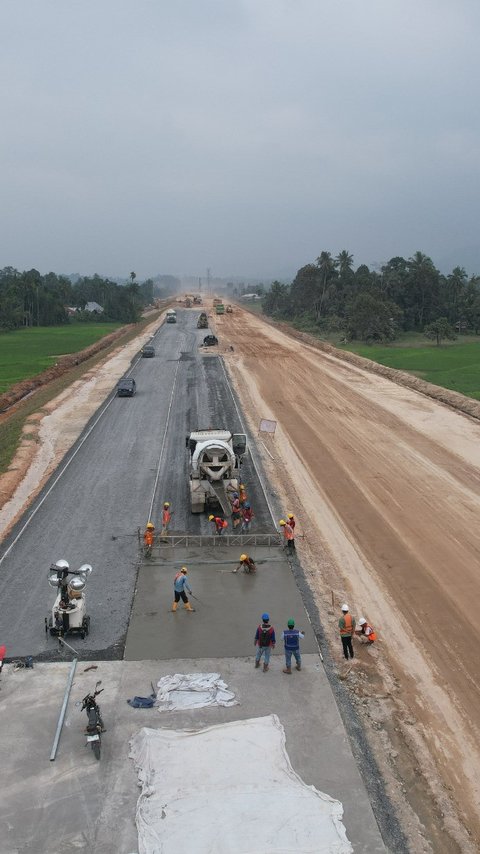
[0,310,275,658]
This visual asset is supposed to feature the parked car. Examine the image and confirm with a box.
[141,345,155,358]
[117,378,136,397]
[202,335,218,347]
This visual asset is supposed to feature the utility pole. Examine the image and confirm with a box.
[206,268,211,294]
[198,277,202,292]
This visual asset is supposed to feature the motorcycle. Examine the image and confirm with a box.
[80,681,105,760]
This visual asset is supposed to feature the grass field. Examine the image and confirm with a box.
[0,323,122,393]
[339,335,480,400]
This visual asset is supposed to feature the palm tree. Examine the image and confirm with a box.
[315,251,336,320]
[336,250,354,279]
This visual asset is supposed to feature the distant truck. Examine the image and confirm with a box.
[197,312,208,329]
[213,297,222,306]
[186,429,247,514]
[215,304,225,315]
[193,295,202,305]
[184,298,192,308]
[226,304,233,313]
[166,309,177,324]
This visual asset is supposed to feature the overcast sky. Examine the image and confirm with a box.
[1,0,479,280]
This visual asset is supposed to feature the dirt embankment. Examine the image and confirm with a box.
[219,307,480,854]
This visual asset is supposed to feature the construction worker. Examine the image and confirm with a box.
[356,617,377,643]
[161,502,172,536]
[279,519,295,552]
[282,618,304,674]
[230,493,242,528]
[241,503,254,533]
[172,567,195,612]
[209,514,228,535]
[143,521,155,557]
[339,604,356,660]
[239,483,248,507]
[254,613,276,672]
[233,553,256,574]
[287,512,296,532]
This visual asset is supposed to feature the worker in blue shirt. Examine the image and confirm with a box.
[282,618,304,673]
[172,567,195,612]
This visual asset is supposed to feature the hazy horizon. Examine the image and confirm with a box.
[1,1,479,280]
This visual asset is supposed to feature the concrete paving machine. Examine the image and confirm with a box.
[186,429,247,514]
[45,559,93,639]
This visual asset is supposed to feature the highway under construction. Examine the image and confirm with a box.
[1,302,479,852]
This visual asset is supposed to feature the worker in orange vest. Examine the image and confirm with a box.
[209,514,228,535]
[161,502,172,537]
[239,483,248,507]
[356,617,377,643]
[339,603,356,660]
[279,519,295,553]
[143,521,155,557]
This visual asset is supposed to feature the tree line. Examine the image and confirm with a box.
[0,268,167,330]
[262,251,480,344]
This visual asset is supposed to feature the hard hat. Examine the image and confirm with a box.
[341,603,349,612]
[233,492,239,498]
[279,519,286,526]
[240,484,245,489]
[287,618,295,628]
[287,513,294,518]
[240,554,248,562]
[359,617,367,626]
[244,502,250,509]
[181,566,188,574]
[55,559,69,570]
[262,612,270,622]
[208,515,214,521]
[146,521,154,529]
[164,502,170,507]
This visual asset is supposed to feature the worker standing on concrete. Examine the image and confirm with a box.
[339,604,356,660]
[356,617,377,643]
[231,493,242,529]
[282,619,304,673]
[143,521,155,557]
[233,553,257,574]
[241,503,254,533]
[287,512,296,532]
[161,502,172,536]
[279,519,295,552]
[254,613,276,672]
[172,567,195,612]
[209,514,228,535]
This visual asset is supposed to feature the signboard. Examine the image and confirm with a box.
[259,419,277,435]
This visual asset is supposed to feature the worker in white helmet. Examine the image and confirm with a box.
[356,617,377,643]
[339,603,356,660]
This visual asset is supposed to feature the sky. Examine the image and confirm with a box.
[1,0,479,281]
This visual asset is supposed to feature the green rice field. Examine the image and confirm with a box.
[0,323,121,393]
[342,336,480,401]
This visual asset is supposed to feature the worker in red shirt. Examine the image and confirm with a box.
[279,519,295,553]
[287,512,296,532]
[161,502,172,539]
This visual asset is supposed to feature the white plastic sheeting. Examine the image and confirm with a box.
[130,715,353,854]
[154,672,237,711]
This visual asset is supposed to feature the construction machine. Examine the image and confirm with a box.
[186,429,247,514]
[197,312,208,329]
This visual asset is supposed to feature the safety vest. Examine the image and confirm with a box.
[340,613,353,636]
[364,624,377,642]
[144,530,154,546]
[162,509,171,526]
[283,523,294,541]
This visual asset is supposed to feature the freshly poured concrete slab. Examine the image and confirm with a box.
[124,545,318,660]
[0,660,385,854]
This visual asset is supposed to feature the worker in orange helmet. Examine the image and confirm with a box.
[356,617,377,643]
[143,521,155,557]
[279,519,295,553]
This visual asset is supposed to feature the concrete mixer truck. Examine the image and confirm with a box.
[186,429,247,514]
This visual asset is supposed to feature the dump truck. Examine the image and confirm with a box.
[184,297,192,308]
[215,303,225,315]
[166,309,177,324]
[186,429,247,514]
[226,304,233,313]
[197,312,208,329]
[213,297,222,306]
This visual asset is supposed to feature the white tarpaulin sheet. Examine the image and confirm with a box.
[130,714,353,854]
[154,672,237,711]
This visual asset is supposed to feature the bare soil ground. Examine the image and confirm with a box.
[2,303,480,851]
[217,306,480,853]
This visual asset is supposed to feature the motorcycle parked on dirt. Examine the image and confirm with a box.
[80,681,105,760]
